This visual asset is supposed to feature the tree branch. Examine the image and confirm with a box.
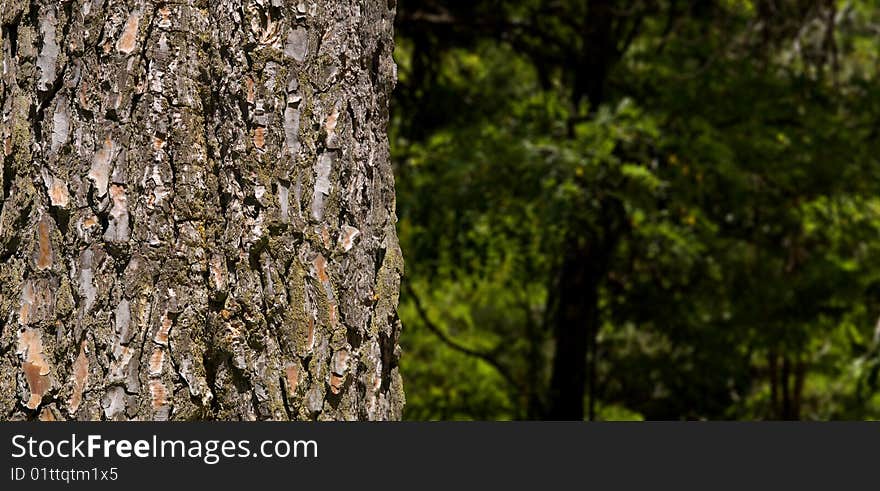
[403,281,521,392]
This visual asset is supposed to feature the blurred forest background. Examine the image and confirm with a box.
[390,0,880,420]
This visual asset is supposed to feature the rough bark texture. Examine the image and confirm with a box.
[0,0,404,421]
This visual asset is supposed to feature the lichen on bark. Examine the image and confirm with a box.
[0,0,403,421]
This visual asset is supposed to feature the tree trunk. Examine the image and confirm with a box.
[547,235,596,420]
[547,196,625,421]
[0,0,404,421]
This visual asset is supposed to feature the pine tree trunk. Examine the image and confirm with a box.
[0,0,404,421]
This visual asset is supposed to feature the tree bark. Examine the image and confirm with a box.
[0,0,404,421]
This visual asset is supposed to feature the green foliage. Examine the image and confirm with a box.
[393,0,880,420]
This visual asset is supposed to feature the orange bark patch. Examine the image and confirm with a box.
[69,341,89,413]
[313,254,328,283]
[88,137,113,196]
[4,135,11,156]
[82,215,98,229]
[324,108,339,136]
[320,225,331,248]
[38,407,57,421]
[116,14,140,54]
[19,281,35,325]
[19,328,51,409]
[109,183,126,199]
[154,312,172,345]
[329,373,345,395]
[149,348,165,376]
[37,216,53,270]
[284,363,299,393]
[49,178,69,207]
[253,127,266,149]
[18,329,51,375]
[246,77,255,104]
[149,380,168,410]
[23,361,50,409]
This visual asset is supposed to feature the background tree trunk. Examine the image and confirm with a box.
[0,0,404,421]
